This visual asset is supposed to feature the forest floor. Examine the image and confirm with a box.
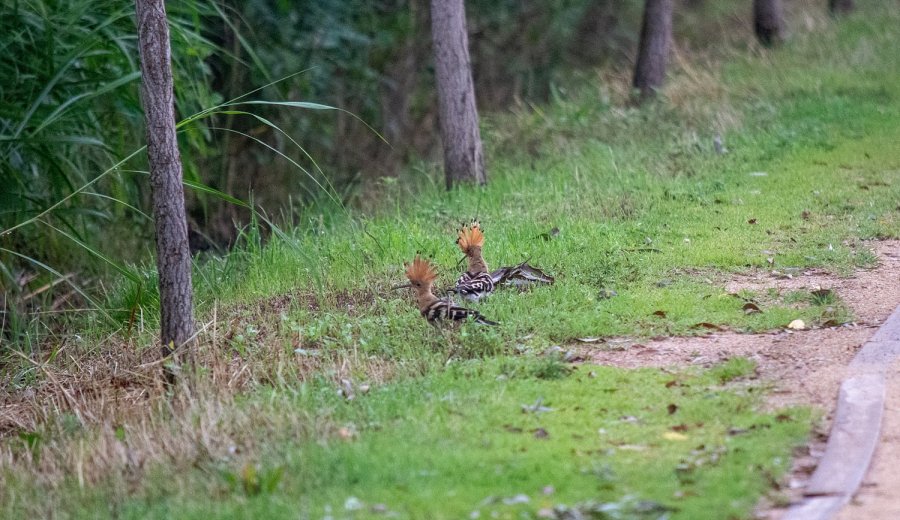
[2,3,900,519]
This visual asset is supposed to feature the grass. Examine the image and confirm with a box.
[140,5,895,365]
[2,1,899,518]
[4,358,811,520]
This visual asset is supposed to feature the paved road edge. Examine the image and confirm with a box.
[783,305,900,520]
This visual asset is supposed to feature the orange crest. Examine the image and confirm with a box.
[405,255,438,284]
[456,221,485,254]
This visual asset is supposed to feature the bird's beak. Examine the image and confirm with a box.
[392,283,412,290]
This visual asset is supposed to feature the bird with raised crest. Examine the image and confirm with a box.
[452,221,555,300]
[396,255,498,326]
[452,221,496,301]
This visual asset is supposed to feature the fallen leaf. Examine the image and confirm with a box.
[597,288,618,299]
[478,496,499,507]
[801,210,811,220]
[692,322,724,331]
[775,413,792,423]
[742,302,762,314]
[811,288,833,299]
[543,345,564,356]
[563,351,584,362]
[663,432,688,441]
[339,378,355,400]
[665,380,679,388]
[652,310,667,318]
[747,218,758,225]
[502,494,531,505]
[532,428,549,439]
[536,227,560,241]
[521,398,554,414]
[787,319,806,330]
[667,404,679,415]
[670,423,689,432]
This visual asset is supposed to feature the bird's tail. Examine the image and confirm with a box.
[491,261,555,286]
[473,314,499,326]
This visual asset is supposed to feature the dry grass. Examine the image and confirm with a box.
[0,293,406,500]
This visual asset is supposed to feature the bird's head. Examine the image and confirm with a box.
[456,221,488,273]
[396,255,438,294]
[456,221,484,257]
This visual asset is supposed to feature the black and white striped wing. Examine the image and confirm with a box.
[453,271,495,301]
[422,299,498,326]
[492,261,555,287]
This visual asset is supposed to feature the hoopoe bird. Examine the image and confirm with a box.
[452,222,496,301]
[452,221,555,299]
[397,255,498,326]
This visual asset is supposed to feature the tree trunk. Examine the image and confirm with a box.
[829,0,855,16]
[429,0,486,189]
[135,0,195,372]
[632,0,674,101]
[753,0,784,47]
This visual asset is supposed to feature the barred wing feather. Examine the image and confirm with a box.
[453,271,495,301]
[422,299,498,325]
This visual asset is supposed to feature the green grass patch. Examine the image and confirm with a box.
[88,3,897,366]
[3,359,811,519]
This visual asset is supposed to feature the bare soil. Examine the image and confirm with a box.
[579,240,900,519]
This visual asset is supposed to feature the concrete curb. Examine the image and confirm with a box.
[783,306,900,520]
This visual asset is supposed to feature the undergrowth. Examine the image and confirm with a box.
[1,3,898,519]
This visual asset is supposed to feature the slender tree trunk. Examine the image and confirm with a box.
[829,0,855,16]
[632,0,674,101]
[429,0,486,189]
[135,0,195,373]
[753,0,784,47]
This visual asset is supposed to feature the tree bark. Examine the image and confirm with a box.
[753,0,784,47]
[135,0,195,371]
[829,0,855,16]
[632,0,674,101]
[429,0,486,189]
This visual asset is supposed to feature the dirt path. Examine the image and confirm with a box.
[579,240,900,518]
